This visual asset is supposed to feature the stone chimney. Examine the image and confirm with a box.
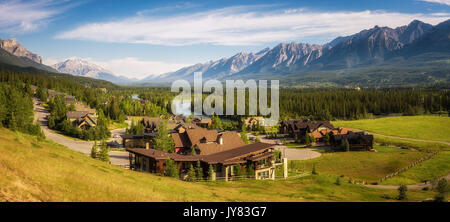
[217,134,223,145]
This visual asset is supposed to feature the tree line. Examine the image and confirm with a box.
[0,80,43,137]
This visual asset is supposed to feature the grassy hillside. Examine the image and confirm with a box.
[0,128,438,202]
[333,116,450,142]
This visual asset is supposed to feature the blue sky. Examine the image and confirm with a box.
[0,0,449,79]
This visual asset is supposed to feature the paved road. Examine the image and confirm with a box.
[249,134,322,160]
[33,99,129,166]
[347,128,450,146]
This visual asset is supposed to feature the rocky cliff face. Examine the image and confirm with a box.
[0,38,42,64]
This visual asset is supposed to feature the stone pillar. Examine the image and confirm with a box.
[225,166,229,181]
[271,168,275,180]
[283,158,288,179]
[211,168,216,181]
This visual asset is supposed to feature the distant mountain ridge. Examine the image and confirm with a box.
[51,58,135,84]
[147,19,449,85]
[145,47,269,82]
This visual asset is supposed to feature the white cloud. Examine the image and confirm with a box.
[0,0,71,33]
[44,57,189,79]
[55,6,450,46]
[421,0,450,6]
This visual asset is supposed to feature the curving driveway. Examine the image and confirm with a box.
[33,98,129,166]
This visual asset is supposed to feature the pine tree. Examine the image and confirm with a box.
[187,164,196,182]
[165,158,179,178]
[166,159,178,177]
[240,124,249,144]
[247,165,255,178]
[207,165,214,181]
[152,120,175,153]
[341,139,350,152]
[209,114,223,130]
[324,133,330,145]
[98,140,109,163]
[304,131,311,147]
[234,164,242,180]
[195,160,203,180]
[90,141,98,159]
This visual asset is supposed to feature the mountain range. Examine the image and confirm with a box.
[51,58,136,84]
[146,20,448,84]
[0,19,449,87]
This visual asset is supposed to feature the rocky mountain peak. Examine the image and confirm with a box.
[0,38,42,64]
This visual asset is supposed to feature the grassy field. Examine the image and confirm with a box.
[108,121,129,130]
[332,116,450,142]
[381,151,450,185]
[0,128,438,202]
[288,145,428,183]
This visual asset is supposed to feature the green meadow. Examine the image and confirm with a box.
[333,116,450,142]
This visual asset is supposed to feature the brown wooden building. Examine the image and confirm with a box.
[330,131,374,151]
[126,142,275,181]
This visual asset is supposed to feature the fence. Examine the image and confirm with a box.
[114,164,130,169]
[377,150,440,184]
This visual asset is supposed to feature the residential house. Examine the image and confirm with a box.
[279,119,335,142]
[66,111,97,129]
[121,132,158,148]
[192,117,212,128]
[330,131,374,151]
[243,116,269,130]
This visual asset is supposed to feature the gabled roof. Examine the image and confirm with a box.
[282,119,334,132]
[195,132,245,155]
[185,128,218,145]
[67,111,90,119]
[201,142,274,164]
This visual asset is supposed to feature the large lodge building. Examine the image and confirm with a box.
[126,126,276,181]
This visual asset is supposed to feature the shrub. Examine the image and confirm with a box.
[312,164,318,175]
[434,178,448,202]
[397,184,408,200]
[335,176,341,185]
